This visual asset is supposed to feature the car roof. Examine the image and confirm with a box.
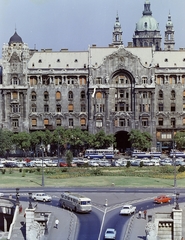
[106,228,115,231]
[123,204,132,207]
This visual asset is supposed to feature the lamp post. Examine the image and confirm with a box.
[172,128,177,189]
[175,192,180,210]
[44,214,48,235]
[40,146,45,187]
[16,188,20,206]
[28,192,33,209]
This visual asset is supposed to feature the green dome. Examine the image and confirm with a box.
[136,15,159,31]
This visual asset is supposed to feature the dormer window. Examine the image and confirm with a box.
[74,59,78,62]
[165,58,168,62]
[38,59,42,63]
[57,59,60,62]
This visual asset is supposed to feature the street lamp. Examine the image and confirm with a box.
[16,188,20,206]
[28,192,33,209]
[172,127,176,189]
[40,146,45,187]
[175,192,180,210]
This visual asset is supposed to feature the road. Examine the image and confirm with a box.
[0,187,185,240]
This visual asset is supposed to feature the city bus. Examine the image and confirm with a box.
[59,191,92,213]
[84,147,114,159]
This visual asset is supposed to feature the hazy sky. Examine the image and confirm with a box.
[1,0,185,52]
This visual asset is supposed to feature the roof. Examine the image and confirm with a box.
[8,31,23,45]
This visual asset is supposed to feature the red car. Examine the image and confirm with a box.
[154,195,171,204]
[59,162,68,167]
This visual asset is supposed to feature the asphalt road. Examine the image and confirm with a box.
[1,187,185,240]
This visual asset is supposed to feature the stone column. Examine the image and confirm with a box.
[173,208,182,240]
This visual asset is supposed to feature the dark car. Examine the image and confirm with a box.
[4,162,18,168]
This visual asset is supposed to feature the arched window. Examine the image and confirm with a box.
[31,91,36,100]
[68,104,74,112]
[96,92,102,99]
[31,119,37,127]
[44,118,49,125]
[80,118,86,126]
[56,118,61,126]
[171,90,175,99]
[56,91,61,100]
[159,90,163,99]
[44,91,49,100]
[68,91,73,100]
[81,91,85,99]
[56,104,61,112]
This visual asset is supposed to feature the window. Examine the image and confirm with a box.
[158,103,163,111]
[44,91,49,101]
[120,103,125,111]
[56,104,61,112]
[171,103,175,112]
[68,91,73,100]
[171,90,175,99]
[30,77,37,86]
[183,104,185,111]
[12,104,20,113]
[119,118,125,126]
[183,118,185,125]
[69,118,73,127]
[171,118,176,127]
[80,118,86,126]
[12,119,19,128]
[68,104,74,112]
[158,118,163,126]
[56,91,61,100]
[31,104,37,112]
[56,118,61,126]
[32,119,37,126]
[96,118,102,128]
[44,104,49,112]
[12,92,18,100]
[81,91,85,99]
[31,91,36,100]
[12,77,18,85]
[141,118,149,127]
[81,104,86,112]
[44,119,49,125]
[96,92,102,99]
[159,90,163,99]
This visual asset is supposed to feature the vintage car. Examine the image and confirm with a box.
[104,228,116,239]
[154,195,171,204]
[120,204,136,215]
[32,193,52,202]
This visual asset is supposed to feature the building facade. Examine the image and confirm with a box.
[1,0,185,152]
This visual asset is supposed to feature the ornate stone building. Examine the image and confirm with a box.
[0,0,185,152]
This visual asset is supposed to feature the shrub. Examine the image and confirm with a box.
[19,168,22,173]
[178,166,185,172]
[91,168,103,176]
[126,161,131,168]
[140,161,144,168]
[1,169,6,174]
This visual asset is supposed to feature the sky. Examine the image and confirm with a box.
[1,0,185,54]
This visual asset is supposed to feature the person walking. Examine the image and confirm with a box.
[55,219,59,229]
[138,211,141,219]
[144,210,147,219]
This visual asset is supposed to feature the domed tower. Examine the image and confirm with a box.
[164,12,175,51]
[112,13,123,46]
[133,0,162,50]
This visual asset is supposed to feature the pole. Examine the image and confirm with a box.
[41,147,44,187]
[172,129,176,189]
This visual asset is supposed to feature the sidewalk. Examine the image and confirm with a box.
[10,200,77,240]
[127,203,185,240]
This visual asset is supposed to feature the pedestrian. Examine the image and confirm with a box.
[55,219,59,229]
[144,210,147,219]
[138,211,141,219]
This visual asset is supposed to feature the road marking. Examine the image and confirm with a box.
[98,207,107,240]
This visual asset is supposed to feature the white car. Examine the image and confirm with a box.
[120,204,136,215]
[104,228,116,239]
[0,193,4,197]
[32,193,52,202]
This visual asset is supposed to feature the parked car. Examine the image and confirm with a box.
[104,228,116,239]
[59,162,68,167]
[4,162,18,168]
[0,162,4,168]
[32,193,52,202]
[154,195,171,204]
[120,204,136,215]
[0,193,4,197]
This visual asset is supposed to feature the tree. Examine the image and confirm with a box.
[30,131,45,156]
[128,129,152,151]
[12,131,31,156]
[174,131,185,150]
[65,150,73,167]
[0,129,14,157]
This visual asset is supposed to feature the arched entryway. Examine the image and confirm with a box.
[115,131,131,153]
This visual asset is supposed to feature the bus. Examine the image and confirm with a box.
[84,147,114,159]
[59,192,92,213]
